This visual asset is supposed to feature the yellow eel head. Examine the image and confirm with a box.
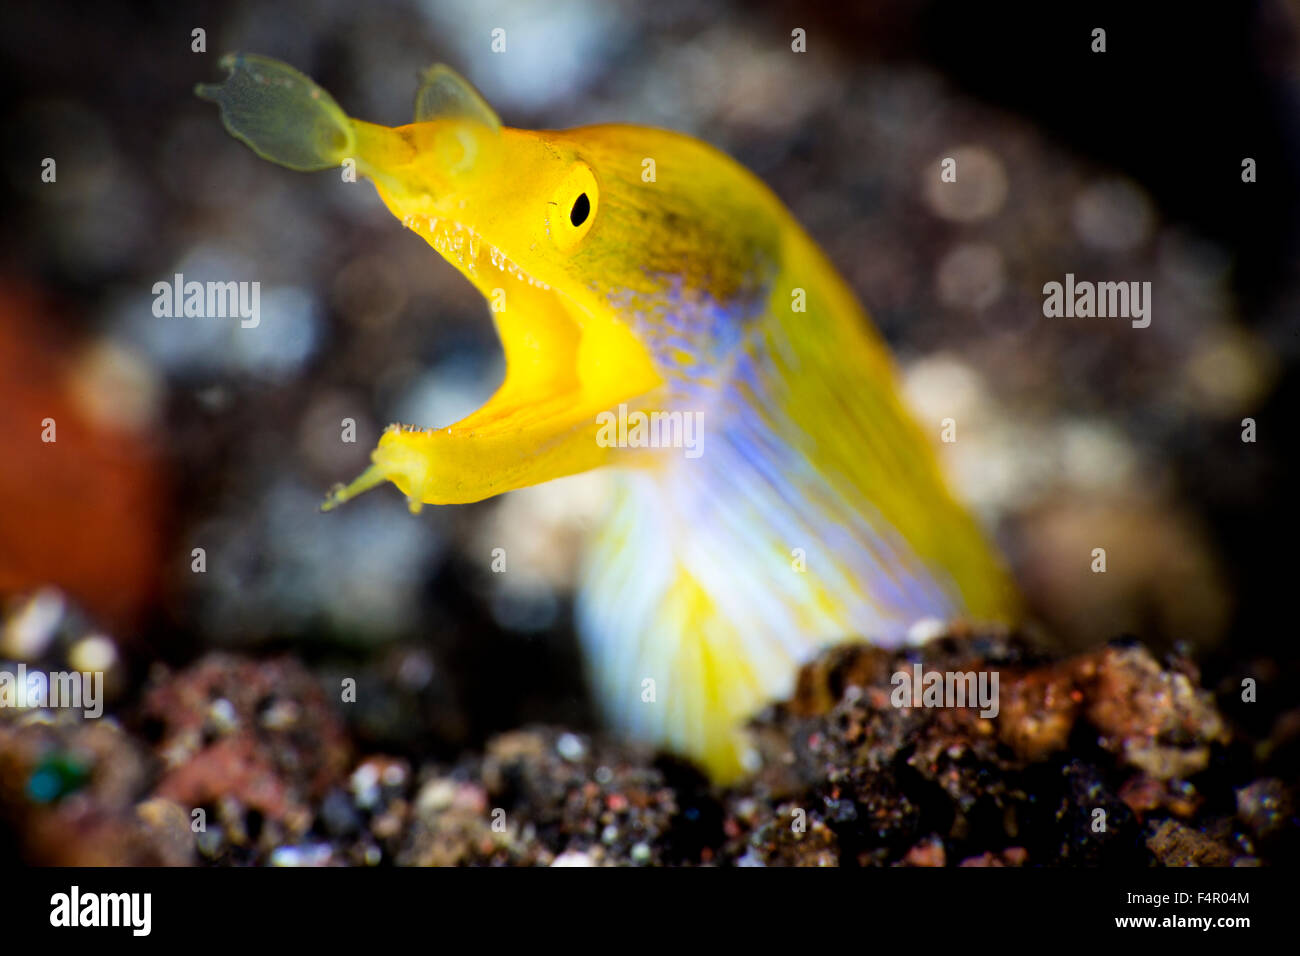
[198,53,784,512]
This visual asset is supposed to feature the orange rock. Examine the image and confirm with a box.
[0,281,165,628]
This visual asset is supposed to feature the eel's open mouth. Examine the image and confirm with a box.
[322,208,663,513]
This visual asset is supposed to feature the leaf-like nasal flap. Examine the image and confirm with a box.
[414,64,501,133]
[195,53,355,171]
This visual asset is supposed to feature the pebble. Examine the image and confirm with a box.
[1,589,65,660]
[319,788,361,836]
[69,634,118,674]
[551,850,595,867]
[207,698,238,732]
[556,732,586,762]
[271,843,335,867]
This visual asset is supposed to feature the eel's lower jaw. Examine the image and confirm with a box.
[321,466,387,513]
[321,353,663,513]
[321,428,434,514]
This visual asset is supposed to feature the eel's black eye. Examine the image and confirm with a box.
[570,192,590,227]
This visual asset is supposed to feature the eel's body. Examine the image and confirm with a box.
[199,55,1018,780]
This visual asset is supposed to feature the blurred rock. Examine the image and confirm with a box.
[0,719,185,865]
[1,631,1293,866]
[142,654,353,861]
[0,283,165,629]
[1146,819,1236,867]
